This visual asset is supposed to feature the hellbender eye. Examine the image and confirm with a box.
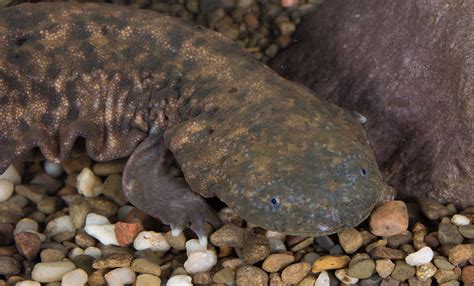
[270,196,280,207]
[360,168,368,176]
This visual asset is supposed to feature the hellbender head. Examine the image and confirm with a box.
[165,78,384,236]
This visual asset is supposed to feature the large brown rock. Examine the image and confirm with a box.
[272,0,473,206]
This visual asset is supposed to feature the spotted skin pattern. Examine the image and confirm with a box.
[0,3,384,237]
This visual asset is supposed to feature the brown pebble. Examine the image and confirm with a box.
[312,255,350,273]
[75,232,96,248]
[212,267,235,284]
[448,244,474,265]
[0,256,20,275]
[193,271,212,284]
[281,262,311,284]
[0,223,14,246]
[434,269,461,284]
[210,224,248,248]
[40,249,65,262]
[164,231,186,251]
[391,260,415,282]
[376,259,395,278]
[88,269,107,286]
[380,277,401,286]
[131,258,161,276]
[424,233,440,249]
[269,272,287,286]
[92,252,133,269]
[419,199,449,220]
[236,265,268,286]
[241,233,270,265]
[115,222,142,246]
[370,201,409,237]
[415,262,437,281]
[262,253,295,272]
[462,265,474,284]
[370,246,406,260]
[15,232,41,260]
[338,228,363,254]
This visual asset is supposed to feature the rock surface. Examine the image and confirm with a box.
[271,0,474,206]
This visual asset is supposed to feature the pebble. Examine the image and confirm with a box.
[61,268,88,286]
[380,277,400,286]
[262,253,295,272]
[115,222,142,246]
[419,199,450,220]
[236,265,268,286]
[16,281,41,286]
[131,258,161,276]
[315,236,335,252]
[281,262,311,284]
[370,246,406,260]
[92,253,133,269]
[348,259,376,279]
[83,246,101,259]
[448,244,474,265]
[434,269,461,284]
[268,237,287,253]
[40,248,66,262]
[31,261,76,283]
[335,268,359,284]
[391,260,415,282]
[315,270,331,286]
[85,213,110,226]
[210,223,248,248]
[104,267,136,286]
[387,231,412,249]
[44,161,64,177]
[241,233,270,264]
[0,179,14,202]
[102,174,128,206]
[133,231,170,252]
[185,239,206,255]
[290,237,314,252]
[0,165,21,185]
[84,224,118,246]
[458,225,474,239]
[212,267,235,284]
[451,214,470,226]
[0,255,20,275]
[92,161,125,176]
[184,249,217,274]
[14,218,39,236]
[376,259,395,278]
[438,222,464,245]
[37,196,61,214]
[15,231,41,260]
[433,257,455,270]
[136,273,161,285]
[15,185,45,203]
[462,265,474,284]
[45,215,76,238]
[76,168,102,198]
[312,255,350,272]
[166,274,192,286]
[338,228,363,254]
[415,262,437,281]
[405,246,434,266]
[370,201,409,236]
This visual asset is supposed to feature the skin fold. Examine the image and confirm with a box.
[0,3,384,241]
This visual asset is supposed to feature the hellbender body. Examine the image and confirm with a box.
[0,3,383,239]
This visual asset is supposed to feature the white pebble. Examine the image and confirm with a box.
[184,249,217,274]
[61,268,88,286]
[0,179,14,202]
[133,231,170,252]
[45,216,76,238]
[166,275,193,286]
[315,271,330,286]
[451,214,471,226]
[265,230,287,241]
[268,237,287,253]
[14,218,39,234]
[117,205,134,221]
[16,281,40,286]
[84,224,118,246]
[44,161,64,177]
[405,246,434,266]
[85,213,111,226]
[335,269,359,284]
[68,247,84,259]
[83,247,102,259]
[76,168,102,197]
[31,261,76,283]
[0,164,21,185]
[185,239,206,256]
[104,267,136,286]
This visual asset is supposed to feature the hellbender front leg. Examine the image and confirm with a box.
[122,130,221,245]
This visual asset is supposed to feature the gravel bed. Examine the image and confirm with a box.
[0,153,473,285]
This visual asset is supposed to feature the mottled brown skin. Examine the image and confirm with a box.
[0,3,383,238]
